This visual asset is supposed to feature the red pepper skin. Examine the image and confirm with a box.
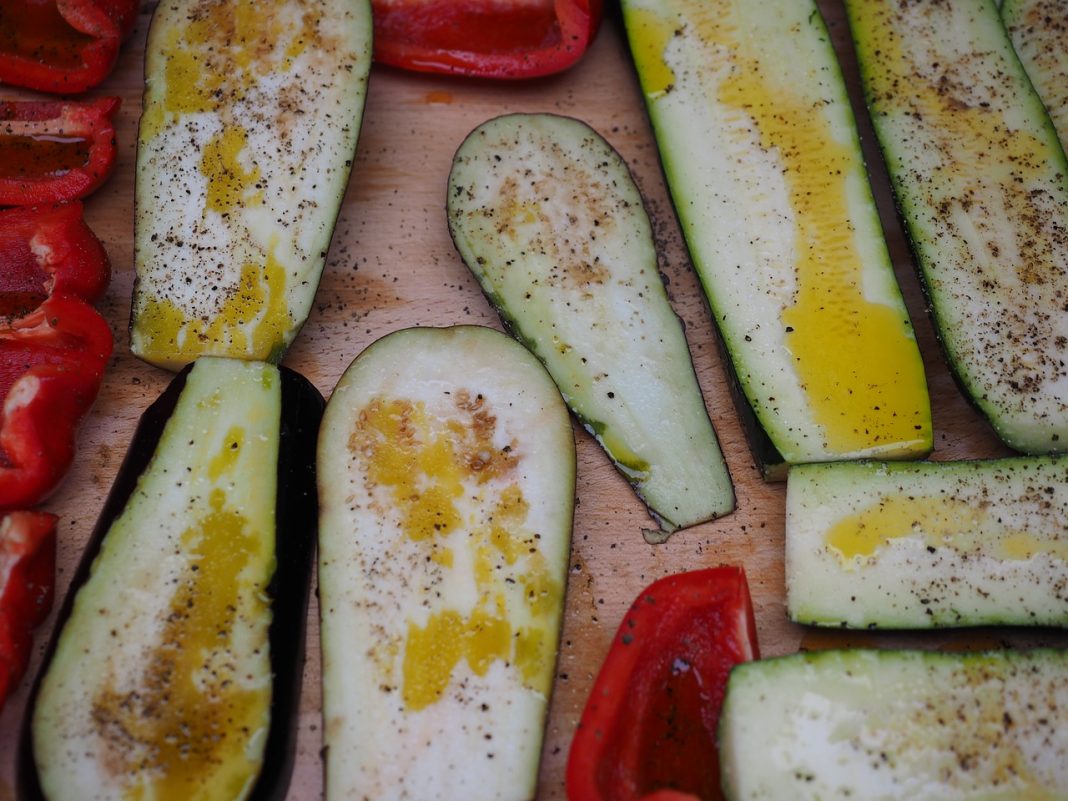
[0,203,110,307]
[0,98,120,206]
[0,510,56,708]
[0,295,113,509]
[566,567,759,801]
[372,0,603,79]
[0,0,138,93]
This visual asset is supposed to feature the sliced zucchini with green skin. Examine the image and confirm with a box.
[845,0,1068,453]
[719,648,1068,800]
[26,358,323,801]
[621,0,932,479]
[318,326,575,801]
[131,0,372,370]
[447,113,733,533]
[1003,0,1068,148]
[786,456,1068,629]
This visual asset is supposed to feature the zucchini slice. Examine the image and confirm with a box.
[719,648,1068,800]
[131,0,372,370]
[786,456,1068,629]
[318,326,574,801]
[845,0,1068,453]
[1003,0,1068,148]
[621,0,932,479]
[25,358,323,801]
[447,113,733,534]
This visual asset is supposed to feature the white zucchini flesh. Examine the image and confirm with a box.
[131,0,371,370]
[447,113,733,534]
[1003,0,1068,149]
[786,457,1068,629]
[719,648,1068,801]
[33,358,281,801]
[845,0,1068,453]
[621,0,931,473]
[317,326,575,801]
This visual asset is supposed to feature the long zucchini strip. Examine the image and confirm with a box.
[720,648,1068,800]
[448,113,733,534]
[786,456,1068,629]
[1003,0,1068,149]
[845,0,1068,453]
[131,0,372,370]
[622,0,932,478]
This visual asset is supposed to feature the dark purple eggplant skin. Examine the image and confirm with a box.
[17,363,324,801]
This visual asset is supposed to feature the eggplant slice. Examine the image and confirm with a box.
[318,326,575,801]
[22,357,323,801]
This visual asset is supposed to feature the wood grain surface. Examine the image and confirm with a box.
[2,1,1066,799]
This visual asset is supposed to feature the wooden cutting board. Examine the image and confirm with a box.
[3,1,1066,798]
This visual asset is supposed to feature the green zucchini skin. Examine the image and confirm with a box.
[318,326,574,801]
[621,0,932,479]
[719,648,1068,800]
[786,456,1068,629]
[845,0,1068,454]
[447,113,733,533]
[130,0,372,371]
[20,358,323,801]
[1003,0,1068,149]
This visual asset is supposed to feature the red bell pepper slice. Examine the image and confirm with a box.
[0,0,138,93]
[566,566,760,801]
[0,509,56,707]
[0,202,110,309]
[372,0,603,79]
[0,97,120,207]
[0,294,112,508]
[0,202,112,507]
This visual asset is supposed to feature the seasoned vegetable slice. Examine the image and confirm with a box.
[622,0,932,478]
[28,358,323,801]
[786,457,1068,629]
[720,648,1068,800]
[131,0,372,370]
[448,113,733,533]
[1003,0,1068,148]
[845,0,1068,453]
[318,326,574,801]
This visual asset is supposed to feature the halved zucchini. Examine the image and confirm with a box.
[447,113,733,534]
[786,456,1068,629]
[318,326,575,801]
[719,648,1068,800]
[26,358,323,801]
[845,0,1068,453]
[621,0,932,479]
[131,0,372,370]
[1003,0,1068,149]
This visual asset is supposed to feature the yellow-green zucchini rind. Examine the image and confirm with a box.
[447,113,733,534]
[131,0,372,370]
[845,0,1068,453]
[720,648,1068,801]
[621,0,932,479]
[29,358,323,801]
[1003,0,1068,149]
[786,456,1068,629]
[318,326,575,801]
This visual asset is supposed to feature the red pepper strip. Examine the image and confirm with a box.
[0,97,119,206]
[0,294,112,509]
[372,0,603,79]
[566,567,759,801]
[0,0,138,93]
[0,509,56,708]
[0,202,110,309]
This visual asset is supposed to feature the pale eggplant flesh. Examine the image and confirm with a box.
[20,358,323,801]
